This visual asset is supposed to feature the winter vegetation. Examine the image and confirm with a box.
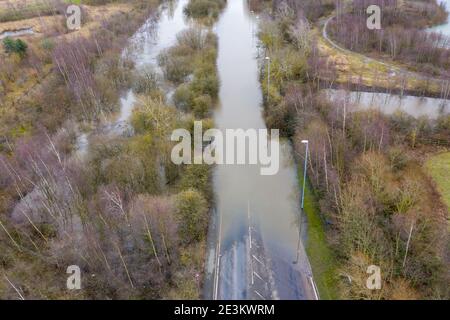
[0,0,220,299]
[159,27,219,118]
[184,0,226,24]
[0,0,448,301]
[328,0,450,77]
[258,0,449,299]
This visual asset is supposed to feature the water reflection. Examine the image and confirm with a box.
[0,27,34,39]
[213,0,313,299]
[324,89,450,119]
[429,0,450,36]
[114,0,190,132]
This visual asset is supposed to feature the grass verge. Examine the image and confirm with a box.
[425,152,450,226]
[298,168,339,300]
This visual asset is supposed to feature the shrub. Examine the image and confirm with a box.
[184,0,226,20]
[178,163,212,199]
[133,65,160,95]
[158,51,193,83]
[192,94,212,118]
[2,37,27,57]
[190,71,219,98]
[175,189,208,244]
[173,84,194,110]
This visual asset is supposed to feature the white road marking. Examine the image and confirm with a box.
[309,276,319,300]
[253,271,264,282]
[254,290,265,300]
[252,254,264,266]
[214,210,223,300]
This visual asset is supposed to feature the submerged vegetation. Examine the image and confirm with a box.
[184,0,226,24]
[159,27,219,118]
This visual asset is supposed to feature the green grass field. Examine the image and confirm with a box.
[425,152,450,217]
[298,168,339,300]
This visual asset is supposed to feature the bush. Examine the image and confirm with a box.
[175,189,208,244]
[133,65,160,95]
[2,37,27,57]
[158,51,193,83]
[192,94,212,118]
[190,70,219,98]
[184,0,226,20]
[173,84,194,110]
[179,163,212,199]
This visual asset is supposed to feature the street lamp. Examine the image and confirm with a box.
[265,56,270,102]
[301,140,309,209]
[294,140,309,265]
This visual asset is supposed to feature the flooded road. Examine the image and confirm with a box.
[206,0,316,300]
[325,89,450,119]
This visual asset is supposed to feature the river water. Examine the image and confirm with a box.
[209,0,315,300]
[429,0,450,35]
[325,89,450,119]
[0,27,34,40]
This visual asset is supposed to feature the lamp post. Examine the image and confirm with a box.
[294,140,309,265]
[301,140,309,209]
[265,56,270,102]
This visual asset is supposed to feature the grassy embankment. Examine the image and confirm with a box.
[316,23,444,97]
[298,170,339,300]
[425,152,450,229]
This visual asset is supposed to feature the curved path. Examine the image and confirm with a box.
[321,15,448,94]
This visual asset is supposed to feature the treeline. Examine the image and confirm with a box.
[0,0,60,23]
[260,0,449,299]
[328,0,450,77]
